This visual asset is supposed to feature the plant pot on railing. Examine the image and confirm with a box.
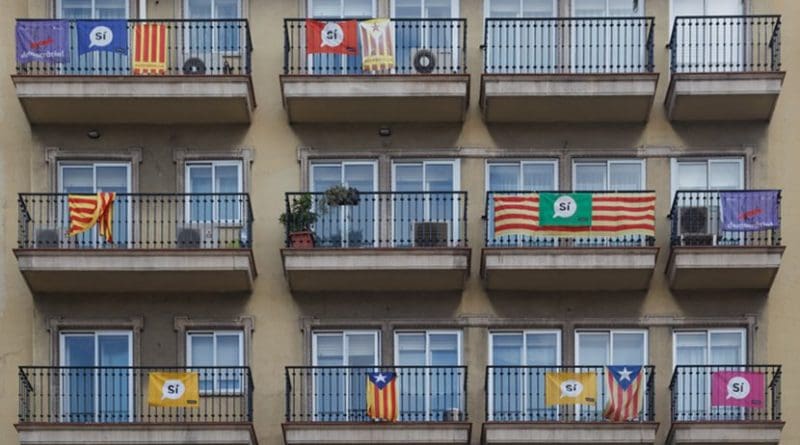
[280,193,318,249]
[323,185,360,207]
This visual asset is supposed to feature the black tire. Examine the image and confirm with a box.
[413,49,436,74]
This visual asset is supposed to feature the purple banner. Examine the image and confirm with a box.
[16,20,70,64]
[720,191,780,232]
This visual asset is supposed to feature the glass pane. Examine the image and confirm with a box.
[612,332,645,365]
[189,166,213,222]
[95,0,127,18]
[491,334,523,421]
[63,335,95,422]
[347,333,377,366]
[426,164,455,241]
[709,332,743,364]
[430,333,458,365]
[526,333,557,420]
[394,164,424,246]
[188,0,213,17]
[493,334,523,365]
[397,333,426,365]
[675,333,708,365]
[216,0,240,18]
[430,333,460,421]
[217,334,242,392]
[577,333,609,365]
[61,0,93,18]
[61,166,94,193]
[343,0,373,17]
[313,334,346,421]
[426,0,451,18]
[488,164,520,191]
[315,335,344,365]
[574,0,604,16]
[397,333,426,421]
[395,0,421,17]
[672,0,703,17]
[190,335,215,365]
[708,0,743,15]
[490,0,519,17]
[674,332,708,421]
[343,164,375,247]
[522,0,554,17]
[677,162,708,190]
[98,335,130,422]
[526,333,558,366]
[522,163,556,190]
[215,165,241,221]
[609,0,638,16]
[609,163,642,191]
[709,161,742,190]
[345,333,376,421]
[574,163,606,191]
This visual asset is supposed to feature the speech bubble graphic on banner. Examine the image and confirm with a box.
[89,25,113,48]
[161,379,186,400]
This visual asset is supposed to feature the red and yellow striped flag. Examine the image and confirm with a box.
[133,23,167,75]
[68,192,115,242]
[366,371,398,422]
[359,19,394,71]
[493,192,656,238]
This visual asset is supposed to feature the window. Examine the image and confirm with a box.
[392,160,461,247]
[58,0,128,19]
[58,0,130,75]
[395,330,464,421]
[312,331,380,421]
[671,0,744,72]
[485,0,556,73]
[572,0,645,73]
[308,0,375,74]
[671,158,744,194]
[187,331,244,393]
[310,161,377,247]
[60,331,133,422]
[393,0,459,74]
[185,161,243,223]
[573,159,645,191]
[185,0,242,52]
[486,160,558,192]
[488,331,560,421]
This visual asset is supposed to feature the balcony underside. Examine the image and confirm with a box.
[665,72,784,121]
[482,422,658,444]
[666,246,784,291]
[15,249,255,294]
[480,73,658,123]
[283,422,471,445]
[481,248,659,291]
[15,423,258,445]
[667,421,784,445]
[281,248,470,292]
[280,75,469,123]
[11,75,254,124]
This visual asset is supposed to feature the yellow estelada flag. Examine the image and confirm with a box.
[148,371,200,408]
[545,371,597,406]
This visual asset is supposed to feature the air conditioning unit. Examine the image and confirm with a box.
[677,206,714,246]
[35,228,61,248]
[413,221,449,247]
[410,47,455,74]
[444,408,462,421]
[177,224,218,249]
[182,57,207,75]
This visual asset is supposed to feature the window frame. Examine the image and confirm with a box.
[574,329,649,365]
[184,0,242,19]
[670,157,745,197]
[484,0,557,19]
[56,0,131,19]
[571,158,646,191]
[672,328,747,367]
[309,160,379,192]
[308,0,377,18]
[393,329,463,366]
[392,0,460,18]
[488,329,562,366]
[311,330,381,366]
[184,160,244,225]
[484,159,559,192]
[186,330,245,395]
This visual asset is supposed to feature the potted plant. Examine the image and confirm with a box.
[323,184,360,207]
[279,193,318,248]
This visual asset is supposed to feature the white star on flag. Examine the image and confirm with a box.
[374,373,387,383]
[617,367,632,381]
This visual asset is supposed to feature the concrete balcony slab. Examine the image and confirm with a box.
[665,72,784,121]
[667,421,784,445]
[16,423,258,445]
[666,246,784,291]
[283,422,471,445]
[482,422,658,444]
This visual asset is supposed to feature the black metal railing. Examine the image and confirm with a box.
[486,365,655,422]
[283,18,467,74]
[18,193,253,249]
[284,191,468,248]
[15,19,252,76]
[668,15,781,73]
[18,366,253,423]
[669,190,781,247]
[483,17,655,74]
[285,366,467,422]
[485,191,656,248]
[670,365,781,422]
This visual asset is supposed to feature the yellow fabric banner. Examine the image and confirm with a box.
[545,371,598,406]
[147,371,200,408]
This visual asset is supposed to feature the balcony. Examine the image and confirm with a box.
[15,193,255,294]
[12,19,254,124]
[283,366,469,445]
[480,192,658,292]
[16,366,256,445]
[668,365,783,445]
[480,17,658,123]
[666,190,784,291]
[665,15,784,121]
[483,366,658,444]
[280,18,469,123]
[280,192,469,293]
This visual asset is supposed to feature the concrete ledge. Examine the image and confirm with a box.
[12,75,254,124]
[280,75,469,123]
[15,249,256,294]
[481,247,658,291]
[665,72,785,121]
[283,422,471,445]
[480,73,658,122]
[667,421,784,445]
[16,422,258,445]
[666,246,784,291]
[281,248,470,292]
[482,422,658,444]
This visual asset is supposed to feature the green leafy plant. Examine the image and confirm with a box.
[323,185,360,207]
[279,193,318,232]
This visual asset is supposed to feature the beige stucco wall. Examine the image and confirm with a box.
[1,0,799,444]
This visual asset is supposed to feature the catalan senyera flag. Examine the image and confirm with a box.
[67,192,115,242]
[366,371,398,421]
[147,371,200,408]
[133,23,167,75]
[493,192,656,238]
[359,18,394,71]
[604,366,644,422]
[545,371,597,406]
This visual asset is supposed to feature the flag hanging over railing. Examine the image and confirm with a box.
[359,18,394,71]
[366,371,398,421]
[711,371,766,408]
[719,191,780,232]
[544,371,597,406]
[67,192,115,242]
[604,366,644,422]
[147,371,200,408]
[133,23,167,75]
[493,192,656,238]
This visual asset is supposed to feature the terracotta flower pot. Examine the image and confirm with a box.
[289,231,314,249]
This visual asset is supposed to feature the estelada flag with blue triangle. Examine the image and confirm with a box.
[604,365,644,421]
[366,371,398,421]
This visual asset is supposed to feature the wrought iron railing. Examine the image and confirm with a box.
[18,193,253,249]
[486,365,655,422]
[15,19,252,76]
[283,191,468,248]
[670,365,781,422]
[484,191,656,248]
[483,17,655,74]
[668,15,781,73]
[285,366,467,422]
[669,190,781,247]
[18,366,254,423]
[283,18,467,74]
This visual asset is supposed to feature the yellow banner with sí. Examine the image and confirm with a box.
[545,371,598,406]
[147,371,200,408]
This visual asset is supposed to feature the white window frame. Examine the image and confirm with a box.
[183,0,244,57]
[56,0,131,18]
[186,330,245,395]
[572,158,646,191]
[670,0,746,32]
[392,0,459,18]
[575,329,649,365]
[484,159,559,192]
[185,0,242,18]
[483,0,557,19]
[308,0,378,18]
[483,0,557,74]
[671,328,747,367]
[58,330,134,423]
[669,157,745,197]
[185,160,244,225]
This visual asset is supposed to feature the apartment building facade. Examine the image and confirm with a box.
[0,0,797,444]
